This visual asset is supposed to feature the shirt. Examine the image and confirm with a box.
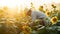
[31,10,47,22]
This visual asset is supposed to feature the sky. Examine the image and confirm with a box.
[0,0,60,12]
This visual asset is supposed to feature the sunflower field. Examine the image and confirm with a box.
[0,1,60,34]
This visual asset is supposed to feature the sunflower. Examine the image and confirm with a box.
[51,16,58,24]
[39,6,43,11]
[51,4,56,8]
[45,11,51,17]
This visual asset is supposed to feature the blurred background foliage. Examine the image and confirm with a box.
[0,2,60,34]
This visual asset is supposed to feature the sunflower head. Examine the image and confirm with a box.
[39,6,43,11]
[51,4,56,8]
[51,16,58,25]
[45,11,51,17]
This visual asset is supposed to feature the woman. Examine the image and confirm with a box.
[27,9,47,26]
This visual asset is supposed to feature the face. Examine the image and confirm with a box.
[27,9,32,16]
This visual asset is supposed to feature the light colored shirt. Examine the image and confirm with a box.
[31,10,47,22]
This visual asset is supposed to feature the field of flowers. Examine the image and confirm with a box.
[0,2,60,34]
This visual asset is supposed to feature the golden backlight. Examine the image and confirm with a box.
[0,0,60,17]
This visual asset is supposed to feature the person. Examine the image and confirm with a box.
[27,9,47,26]
[26,9,50,34]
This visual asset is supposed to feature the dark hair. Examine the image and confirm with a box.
[27,9,32,16]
